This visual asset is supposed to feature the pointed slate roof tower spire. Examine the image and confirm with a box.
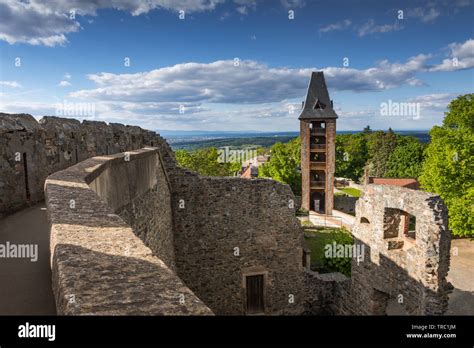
[298,71,337,215]
[298,71,338,120]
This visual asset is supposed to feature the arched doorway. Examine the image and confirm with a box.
[311,191,325,213]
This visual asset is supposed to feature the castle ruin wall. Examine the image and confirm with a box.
[45,148,212,315]
[342,184,451,315]
[4,113,452,316]
[168,168,307,315]
[0,114,158,218]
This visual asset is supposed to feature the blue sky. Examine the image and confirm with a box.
[0,0,473,131]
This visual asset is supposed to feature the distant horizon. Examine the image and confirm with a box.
[157,128,432,134]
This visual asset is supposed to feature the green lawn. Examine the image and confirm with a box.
[338,187,362,198]
[304,227,352,271]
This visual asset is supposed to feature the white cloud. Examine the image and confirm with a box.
[408,7,441,23]
[321,55,429,91]
[234,0,257,15]
[58,80,72,87]
[0,81,22,88]
[357,19,403,37]
[70,55,433,107]
[280,0,306,9]
[408,93,455,108]
[393,93,455,125]
[319,19,352,34]
[62,55,438,130]
[64,73,72,79]
[0,0,80,46]
[0,0,224,46]
[1,93,458,131]
[27,0,224,16]
[219,11,230,20]
[334,93,459,130]
[431,38,474,71]
[0,100,57,117]
[64,47,471,130]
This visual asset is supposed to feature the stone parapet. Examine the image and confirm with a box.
[0,113,162,218]
[45,148,212,315]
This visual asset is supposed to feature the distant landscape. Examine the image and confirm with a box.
[164,130,431,150]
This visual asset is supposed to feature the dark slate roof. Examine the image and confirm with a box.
[298,72,338,120]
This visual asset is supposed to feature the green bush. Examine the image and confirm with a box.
[321,230,353,276]
[296,208,309,216]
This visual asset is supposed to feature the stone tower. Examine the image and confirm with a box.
[299,72,338,215]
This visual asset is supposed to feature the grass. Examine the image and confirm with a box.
[338,187,362,198]
[304,227,351,271]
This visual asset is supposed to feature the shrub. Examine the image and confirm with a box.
[321,230,353,276]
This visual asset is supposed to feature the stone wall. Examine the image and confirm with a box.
[303,270,350,315]
[168,168,306,315]
[0,114,48,216]
[45,148,212,315]
[45,146,307,315]
[334,195,358,215]
[33,113,307,315]
[343,184,451,315]
[8,113,453,316]
[0,113,157,218]
[89,149,176,271]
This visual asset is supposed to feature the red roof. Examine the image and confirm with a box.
[370,178,419,189]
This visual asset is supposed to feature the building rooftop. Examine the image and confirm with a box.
[370,178,419,190]
[298,72,338,120]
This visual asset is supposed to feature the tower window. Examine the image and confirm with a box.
[314,99,326,110]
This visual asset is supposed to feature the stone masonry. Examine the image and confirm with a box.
[340,184,451,315]
[45,149,212,315]
[11,112,309,315]
[168,169,306,315]
[2,113,452,316]
[0,114,158,218]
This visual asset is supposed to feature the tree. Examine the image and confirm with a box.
[175,147,240,177]
[443,94,474,131]
[419,94,474,237]
[259,137,301,195]
[335,133,369,181]
[385,137,425,178]
[366,129,398,177]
